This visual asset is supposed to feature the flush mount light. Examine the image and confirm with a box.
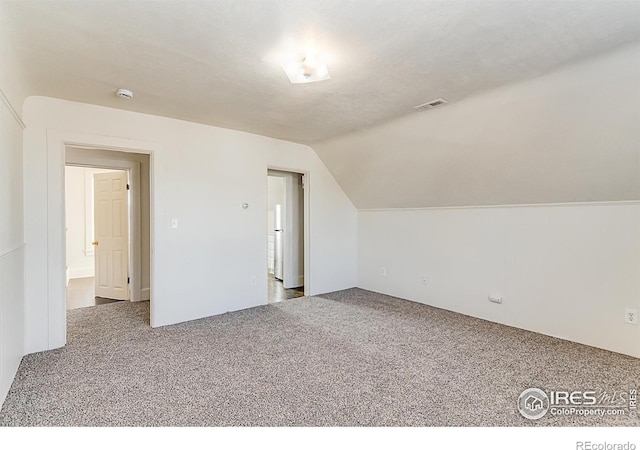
[282,52,330,84]
[115,88,134,99]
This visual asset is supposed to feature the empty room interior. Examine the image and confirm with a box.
[1,0,639,434]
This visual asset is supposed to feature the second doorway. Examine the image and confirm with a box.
[267,169,305,303]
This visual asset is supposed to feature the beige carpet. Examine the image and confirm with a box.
[1,288,639,426]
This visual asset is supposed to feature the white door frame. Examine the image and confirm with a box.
[267,166,310,296]
[43,129,157,350]
[65,161,142,302]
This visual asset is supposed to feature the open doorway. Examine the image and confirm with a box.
[267,170,305,302]
[64,147,151,320]
[65,166,130,309]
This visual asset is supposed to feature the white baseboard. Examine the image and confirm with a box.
[138,287,150,301]
[68,267,94,279]
[128,287,150,302]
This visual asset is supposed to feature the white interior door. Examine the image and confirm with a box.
[283,173,304,289]
[93,171,130,300]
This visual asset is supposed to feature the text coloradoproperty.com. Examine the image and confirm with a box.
[551,407,626,417]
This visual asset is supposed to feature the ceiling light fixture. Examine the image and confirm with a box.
[115,88,134,99]
[282,52,330,84]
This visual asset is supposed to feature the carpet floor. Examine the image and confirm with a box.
[1,288,639,426]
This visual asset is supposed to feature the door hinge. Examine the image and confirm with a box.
[301,174,306,190]
[126,184,130,190]
[127,277,130,284]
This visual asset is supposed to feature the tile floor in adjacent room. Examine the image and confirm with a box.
[66,277,120,310]
[68,274,303,309]
[268,273,304,303]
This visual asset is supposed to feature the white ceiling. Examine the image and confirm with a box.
[2,0,640,144]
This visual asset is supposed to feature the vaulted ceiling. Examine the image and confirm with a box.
[2,0,640,144]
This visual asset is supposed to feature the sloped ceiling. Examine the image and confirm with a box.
[2,0,640,145]
[313,43,640,208]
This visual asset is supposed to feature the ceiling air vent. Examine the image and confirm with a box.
[414,98,448,112]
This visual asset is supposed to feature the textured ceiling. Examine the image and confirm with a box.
[313,43,640,208]
[2,0,640,144]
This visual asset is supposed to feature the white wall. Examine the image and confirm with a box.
[65,166,119,280]
[23,96,357,354]
[311,43,640,359]
[359,203,640,358]
[0,91,25,406]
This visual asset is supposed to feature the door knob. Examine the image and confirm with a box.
[92,241,99,246]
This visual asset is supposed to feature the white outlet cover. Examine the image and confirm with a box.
[625,308,638,325]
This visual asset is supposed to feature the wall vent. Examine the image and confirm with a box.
[414,98,448,112]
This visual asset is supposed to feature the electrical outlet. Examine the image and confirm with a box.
[380,268,387,277]
[488,295,503,304]
[625,308,638,325]
[421,275,428,286]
